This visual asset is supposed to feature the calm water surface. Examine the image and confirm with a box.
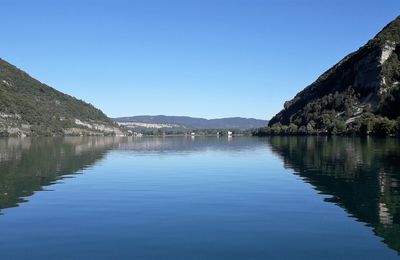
[0,136,399,259]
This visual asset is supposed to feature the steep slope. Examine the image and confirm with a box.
[114,115,268,130]
[0,58,123,136]
[267,16,400,135]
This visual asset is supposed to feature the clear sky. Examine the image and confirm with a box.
[1,0,399,119]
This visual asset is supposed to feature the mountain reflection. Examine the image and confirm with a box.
[117,136,265,153]
[0,137,123,213]
[3,136,399,254]
[0,136,264,214]
[266,136,400,254]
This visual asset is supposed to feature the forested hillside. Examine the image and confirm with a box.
[257,16,400,136]
[0,58,123,136]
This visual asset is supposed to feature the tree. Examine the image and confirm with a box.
[306,120,316,134]
[287,123,298,134]
[271,123,283,135]
[372,117,396,136]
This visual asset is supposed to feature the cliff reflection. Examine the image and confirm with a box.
[0,137,264,214]
[0,137,123,213]
[267,136,400,254]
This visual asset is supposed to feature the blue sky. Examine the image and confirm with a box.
[1,0,399,119]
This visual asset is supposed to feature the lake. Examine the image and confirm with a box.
[0,136,399,259]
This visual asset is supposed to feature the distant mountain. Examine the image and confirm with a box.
[113,115,268,130]
[0,58,123,136]
[264,16,400,136]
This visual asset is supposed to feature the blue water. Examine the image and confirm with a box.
[0,137,399,259]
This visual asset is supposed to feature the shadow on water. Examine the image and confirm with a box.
[0,137,123,214]
[266,136,400,254]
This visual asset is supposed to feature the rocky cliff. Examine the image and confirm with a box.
[268,16,400,133]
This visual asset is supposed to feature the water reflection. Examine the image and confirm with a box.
[0,137,265,214]
[1,136,400,256]
[117,136,265,153]
[266,136,400,254]
[0,137,123,213]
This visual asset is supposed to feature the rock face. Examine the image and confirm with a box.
[269,16,400,127]
[0,58,124,136]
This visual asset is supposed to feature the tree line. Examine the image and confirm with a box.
[254,113,400,136]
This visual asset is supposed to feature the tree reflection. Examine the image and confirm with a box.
[0,137,123,213]
[267,136,400,254]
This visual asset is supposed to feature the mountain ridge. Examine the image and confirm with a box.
[114,115,268,130]
[0,58,123,136]
[263,15,400,136]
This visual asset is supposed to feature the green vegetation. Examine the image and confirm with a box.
[380,85,400,119]
[263,16,400,137]
[0,58,121,136]
[256,87,400,136]
[375,15,400,44]
[255,113,400,136]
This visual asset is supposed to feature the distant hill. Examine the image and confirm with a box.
[0,58,123,136]
[113,115,268,131]
[262,16,400,136]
